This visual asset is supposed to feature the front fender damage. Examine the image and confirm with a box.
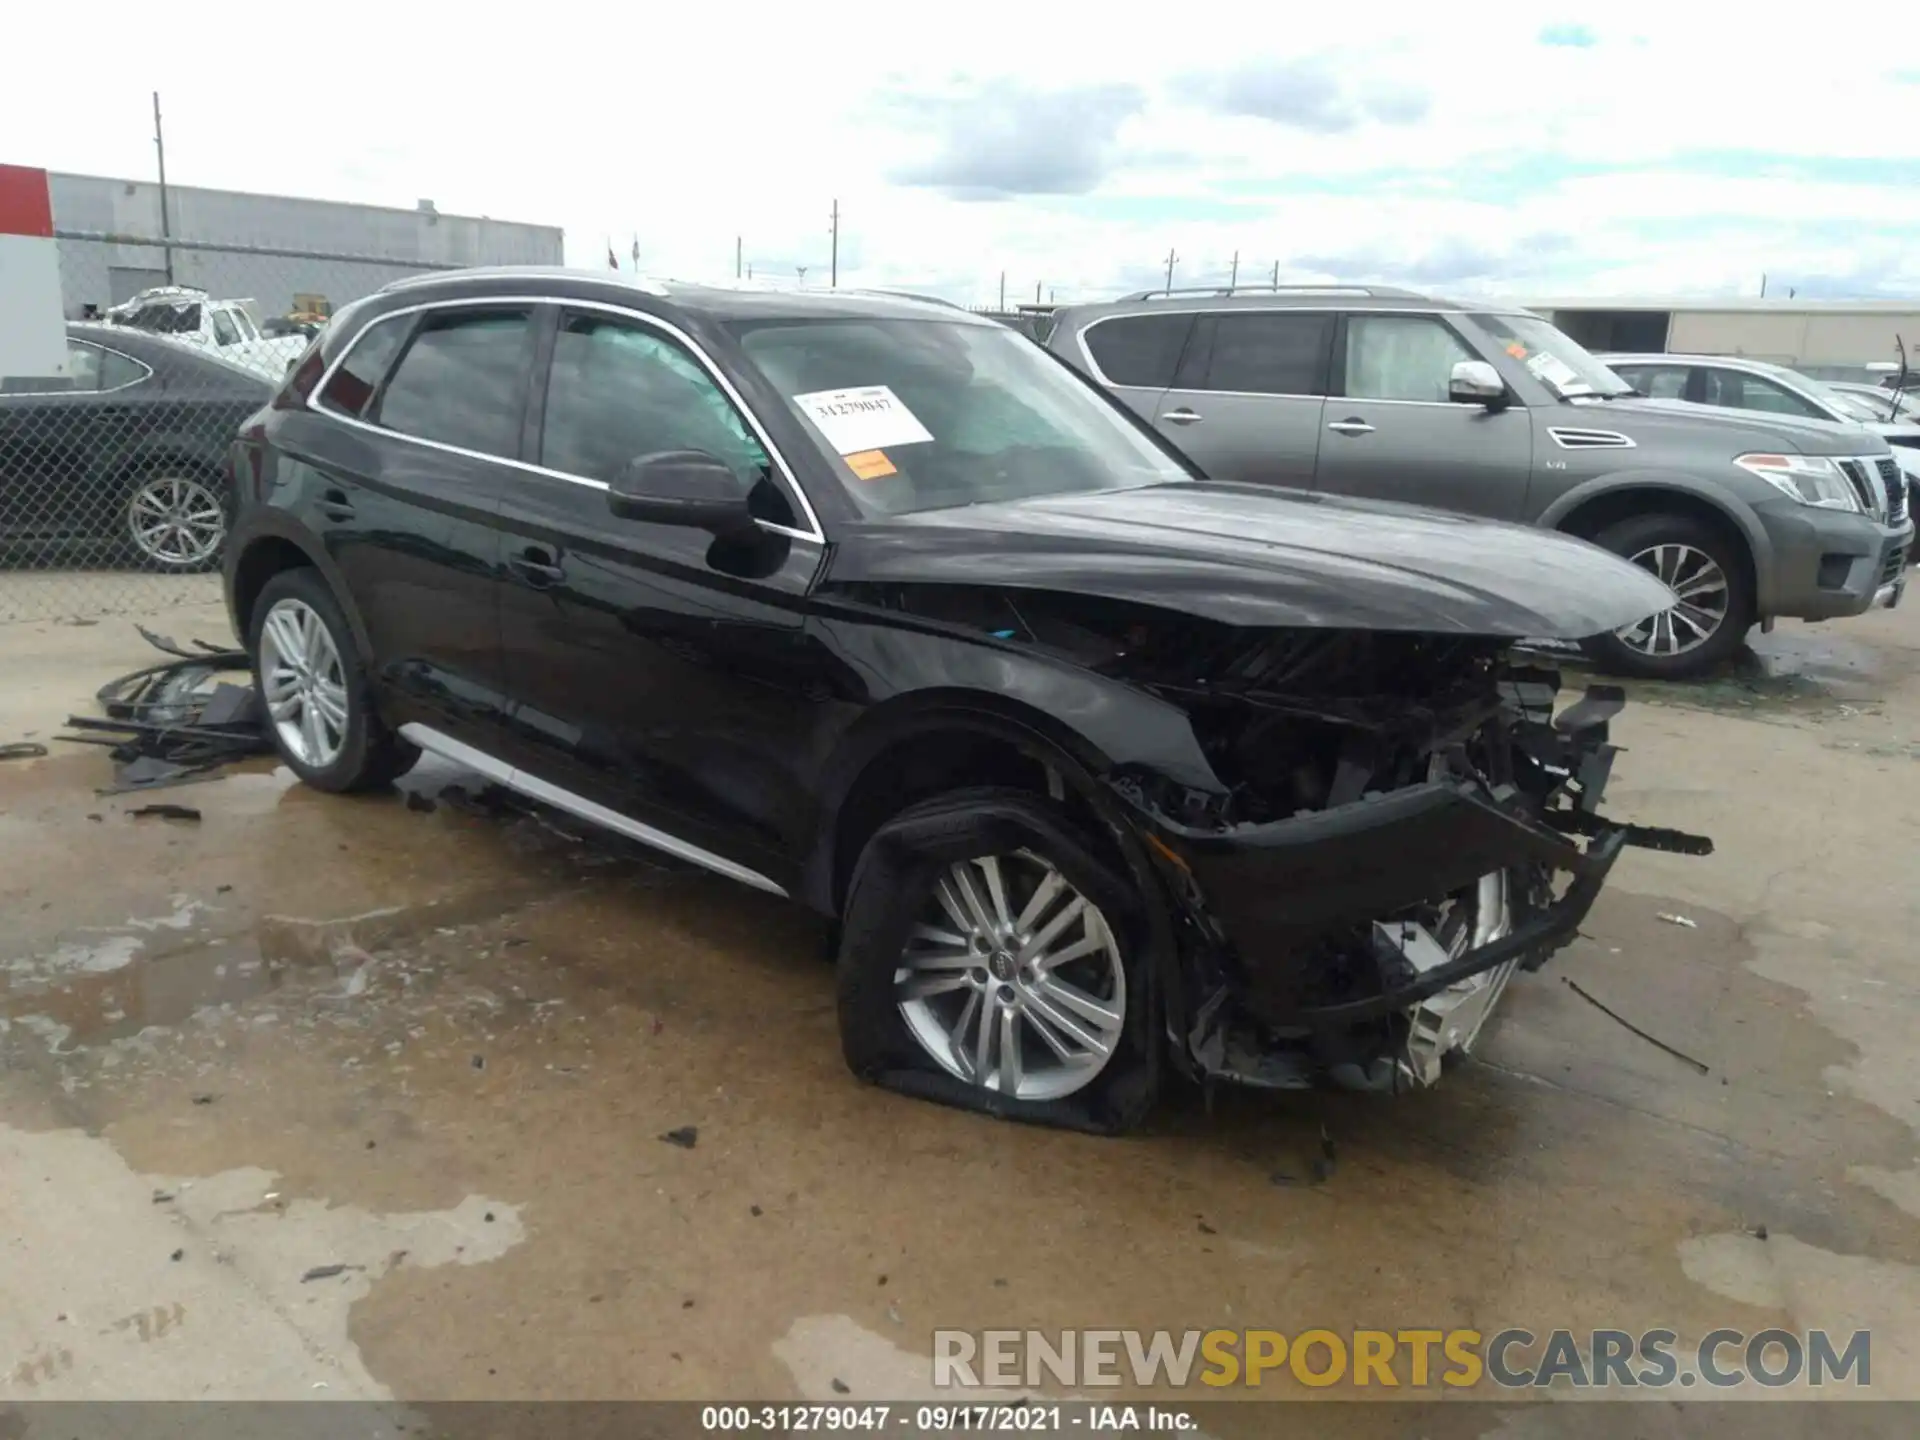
[1107,642,1712,1094]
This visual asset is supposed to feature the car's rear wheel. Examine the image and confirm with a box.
[835,787,1159,1133]
[1581,512,1754,680]
[123,467,229,572]
[250,568,417,793]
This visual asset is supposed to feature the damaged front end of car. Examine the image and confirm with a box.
[1101,627,1712,1094]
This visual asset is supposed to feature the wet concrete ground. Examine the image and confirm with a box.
[3,603,1919,1424]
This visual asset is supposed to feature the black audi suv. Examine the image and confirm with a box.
[223,266,1692,1132]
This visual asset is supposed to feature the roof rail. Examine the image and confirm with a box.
[842,288,967,311]
[379,265,669,298]
[1120,283,1428,302]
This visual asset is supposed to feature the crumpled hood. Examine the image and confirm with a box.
[828,481,1676,639]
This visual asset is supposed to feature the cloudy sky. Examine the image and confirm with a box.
[8,2,1918,305]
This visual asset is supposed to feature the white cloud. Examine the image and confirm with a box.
[4,0,1917,304]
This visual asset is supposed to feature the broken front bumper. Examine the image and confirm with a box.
[1151,780,1627,1028]
[1118,678,1708,1091]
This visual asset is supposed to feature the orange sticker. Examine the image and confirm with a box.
[844,449,897,479]
[1506,342,1529,359]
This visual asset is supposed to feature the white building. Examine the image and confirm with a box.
[1519,297,1920,382]
[50,171,565,321]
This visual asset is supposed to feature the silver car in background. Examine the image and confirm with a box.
[1048,286,1911,678]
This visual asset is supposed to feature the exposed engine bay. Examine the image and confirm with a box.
[845,583,1713,1094]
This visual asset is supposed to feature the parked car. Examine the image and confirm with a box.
[222,266,1695,1131]
[1,323,272,571]
[1046,286,1913,679]
[106,285,310,382]
[1827,382,1918,424]
[1601,352,1920,534]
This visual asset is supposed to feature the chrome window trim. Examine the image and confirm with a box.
[1077,306,1344,399]
[308,293,825,544]
[379,267,671,299]
[32,338,155,396]
[398,723,788,897]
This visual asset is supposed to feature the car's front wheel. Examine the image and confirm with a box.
[1581,512,1755,680]
[249,568,418,792]
[835,787,1159,1133]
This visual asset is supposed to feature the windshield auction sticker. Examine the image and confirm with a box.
[793,385,933,455]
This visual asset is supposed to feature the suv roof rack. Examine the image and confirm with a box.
[842,288,967,311]
[1120,283,1428,302]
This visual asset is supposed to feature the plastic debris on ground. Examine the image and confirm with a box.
[55,625,272,793]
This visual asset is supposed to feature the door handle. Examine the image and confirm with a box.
[509,546,566,586]
[1327,418,1376,436]
[1162,408,1204,426]
[317,487,355,521]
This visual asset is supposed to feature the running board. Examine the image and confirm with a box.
[397,723,789,897]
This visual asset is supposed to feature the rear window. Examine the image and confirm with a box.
[319,317,408,418]
[1082,314,1191,389]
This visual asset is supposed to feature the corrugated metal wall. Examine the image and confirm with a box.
[1666,310,1920,366]
[49,172,565,319]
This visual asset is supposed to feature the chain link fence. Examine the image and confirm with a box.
[1,231,458,625]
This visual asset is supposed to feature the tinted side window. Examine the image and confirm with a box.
[542,314,772,484]
[211,309,242,346]
[372,310,532,457]
[1083,314,1192,389]
[1196,313,1331,395]
[66,341,104,390]
[98,349,147,390]
[320,317,408,418]
[1343,315,1475,402]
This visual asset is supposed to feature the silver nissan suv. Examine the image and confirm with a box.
[1047,285,1912,679]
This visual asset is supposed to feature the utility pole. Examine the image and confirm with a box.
[828,199,839,288]
[1163,247,1179,292]
[998,271,1006,309]
[152,91,174,284]
[1760,273,1768,297]
[1271,260,1280,287]
[1229,250,1239,288]
[735,235,742,279]
[1035,281,1042,304]
[796,265,808,287]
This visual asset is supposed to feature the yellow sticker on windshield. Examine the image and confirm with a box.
[845,449,897,480]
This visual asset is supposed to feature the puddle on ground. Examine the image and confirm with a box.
[0,1120,524,1400]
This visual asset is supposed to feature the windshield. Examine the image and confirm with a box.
[1819,385,1892,423]
[1471,312,1632,401]
[113,301,202,335]
[727,317,1191,517]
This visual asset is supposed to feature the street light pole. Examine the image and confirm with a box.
[152,91,174,284]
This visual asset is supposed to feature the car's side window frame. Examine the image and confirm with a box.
[1329,311,1482,405]
[306,294,823,545]
[19,339,153,396]
[519,302,822,544]
[1074,312,1197,391]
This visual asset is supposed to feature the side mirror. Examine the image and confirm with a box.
[608,450,755,534]
[1449,359,1509,408]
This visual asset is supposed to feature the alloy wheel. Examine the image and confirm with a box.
[893,849,1126,1101]
[259,598,349,769]
[1613,542,1729,658]
[127,475,226,569]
